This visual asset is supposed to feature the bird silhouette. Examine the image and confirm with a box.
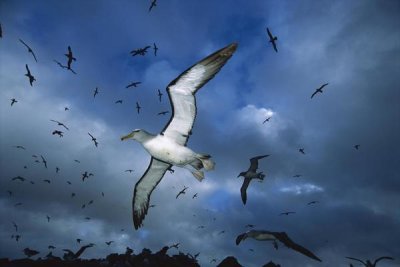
[13,145,26,150]
[50,119,69,130]
[46,215,51,222]
[307,201,319,205]
[40,155,47,168]
[54,59,76,74]
[153,42,158,56]
[115,99,123,104]
[56,167,60,173]
[64,106,69,111]
[10,98,18,106]
[65,46,76,69]
[157,111,169,115]
[25,64,36,86]
[105,241,114,246]
[125,169,134,173]
[299,148,305,154]
[19,39,38,62]
[354,144,360,150]
[88,132,98,147]
[63,244,94,260]
[346,256,394,267]
[149,0,157,12]
[157,89,163,102]
[12,176,26,182]
[14,202,23,206]
[52,130,64,137]
[126,81,141,88]
[263,116,272,124]
[169,243,180,249]
[266,27,278,52]
[136,101,141,114]
[245,224,255,228]
[293,174,302,178]
[130,46,151,56]
[81,171,94,181]
[176,186,188,199]
[280,211,296,216]
[311,83,329,99]
[43,179,51,184]
[192,193,198,199]
[71,193,76,198]
[237,155,269,204]
[93,87,99,98]
[0,23,2,38]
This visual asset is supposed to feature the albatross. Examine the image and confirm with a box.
[121,43,237,229]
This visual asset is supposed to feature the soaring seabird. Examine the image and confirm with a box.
[12,176,26,182]
[280,211,296,216]
[299,148,305,154]
[88,132,98,147]
[126,81,141,88]
[115,99,123,104]
[266,27,278,52]
[153,42,158,56]
[346,256,394,267]
[50,119,69,130]
[93,87,99,98]
[157,89,163,102]
[63,244,94,260]
[10,98,18,106]
[176,186,188,199]
[307,200,319,205]
[354,144,360,150]
[40,155,47,168]
[130,46,151,56]
[158,111,169,115]
[19,39,38,62]
[149,0,157,12]
[25,64,36,86]
[121,43,237,229]
[136,101,141,114]
[105,241,114,246]
[237,155,269,205]
[13,145,25,150]
[52,130,64,137]
[236,230,321,262]
[65,46,76,69]
[311,83,329,99]
[263,116,271,124]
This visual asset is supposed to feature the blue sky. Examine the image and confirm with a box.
[1,1,399,266]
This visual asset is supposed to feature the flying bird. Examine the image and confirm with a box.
[65,46,76,69]
[50,120,69,130]
[176,186,188,199]
[81,171,94,181]
[46,215,51,222]
[157,89,163,102]
[19,39,38,62]
[10,98,18,106]
[236,230,321,262]
[125,169,134,173]
[52,130,64,137]
[23,248,40,258]
[266,27,278,52]
[88,132,98,147]
[245,224,255,228]
[93,87,99,98]
[237,155,269,204]
[63,244,94,261]
[293,174,302,178]
[307,201,319,205]
[311,83,329,99]
[115,100,123,104]
[13,145,25,150]
[130,46,151,56]
[56,167,60,173]
[25,64,36,86]
[40,155,47,168]
[299,148,305,154]
[65,106,69,111]
[12,234,21,242]
[169,243,180,249]
[346,256,394,267]
[14,202,23,206]
[0,23,2,38]
[105,241,114,246]
[153,43,158,56]
[192,193,198,199]
[149,0,157,12]
[54,59,76,74]
[263,116,272,124]
[12,176,26,182]
[280,211,296,216]
[157,111,169,115]
[121,43,237,229]
[354,144,360,150]
[43,179,51,184]
[135,101,141,114]
[126,81,141,88]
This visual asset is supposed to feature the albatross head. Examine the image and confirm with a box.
[237,172,246,178]
[121,129,152,143]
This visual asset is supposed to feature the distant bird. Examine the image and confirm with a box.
[67,181,72,185]
[74,159,80,163]
[299,148,305,154]
[65,106,69,111]
[40,155,47,168]
[149,0,157,12]
[263,116,272,124]
[169,243,180,249]
[136,101,141,114]
[157,89,163,102]
[101,192,105,197]
[197,225,205,229]
[52,130,64,137]
[126,81,141,88]
[346,256,394,267]
[88,132,98,147]
[65,46,76,69]
[76,239,82,244]
[43,179,51,184]
[218,230,225,235]
[125,169,134,173]
[10,98,18,106]
[115,100,123,104]
[56,167,60,173]
[88,200,94,205]
[266,27,278,52]
[25,64,36,86]
[237,155,269,204]
[236,230,321,262]
[307,201,319,205]
[12,176,26,182]
[48,245,56,249]
[85,217,91,220]
[280,211,296,216]
[23,248,40,258]
[14,202,23,206]
[153,43,158,56]
[158,111,169,115]
[192,193,198,199]
[53,59,70,71]
[46,215,51,222]
[81,171,94,181]
[311,83,329,99]
[32,155,37,158]
[176,186,188,199]
[50,119,69,130]
[93,87,99,98]
[245,224,255,228]
[120,43,237,230]
[63,244,94,261]
[105,241,114,246]
[293,174,302,178]
[13,145,25,150]
[71,193,75,198]
[12,221,18,232]
[19,39,38,62]
[354,144,360,150]
[130,46,151,56]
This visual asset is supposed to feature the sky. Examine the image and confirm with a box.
[0,0,399,266]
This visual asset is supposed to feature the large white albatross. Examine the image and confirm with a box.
[121,43,238,229]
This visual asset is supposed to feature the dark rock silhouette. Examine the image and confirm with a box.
[217,256,243,267]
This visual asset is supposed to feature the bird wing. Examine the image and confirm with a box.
[31,51,38,62]
[25,64,30,73]
[272,42,278,53]
[240,178,251,205]
[235,232,248,245]
[373,256,394,265]
[311,90,318,98]
[319,83,329,90]
[274,232,322,262]
[266,28,273,39]
[133,157,171,229]
[346,257,366,265]
[161,43,237,146]
[249,155,268,172]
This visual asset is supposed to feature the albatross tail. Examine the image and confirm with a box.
[196,154,215,171]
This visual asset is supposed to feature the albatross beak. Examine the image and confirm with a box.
[121,132,134,141]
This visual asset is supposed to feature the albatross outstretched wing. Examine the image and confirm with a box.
[249,155,269,172]
[133,157,171,229]
[274,232,322,262]
[240,178,251,205]
[161,43,237,146]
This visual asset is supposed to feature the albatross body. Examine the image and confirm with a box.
[121,43,237,229]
